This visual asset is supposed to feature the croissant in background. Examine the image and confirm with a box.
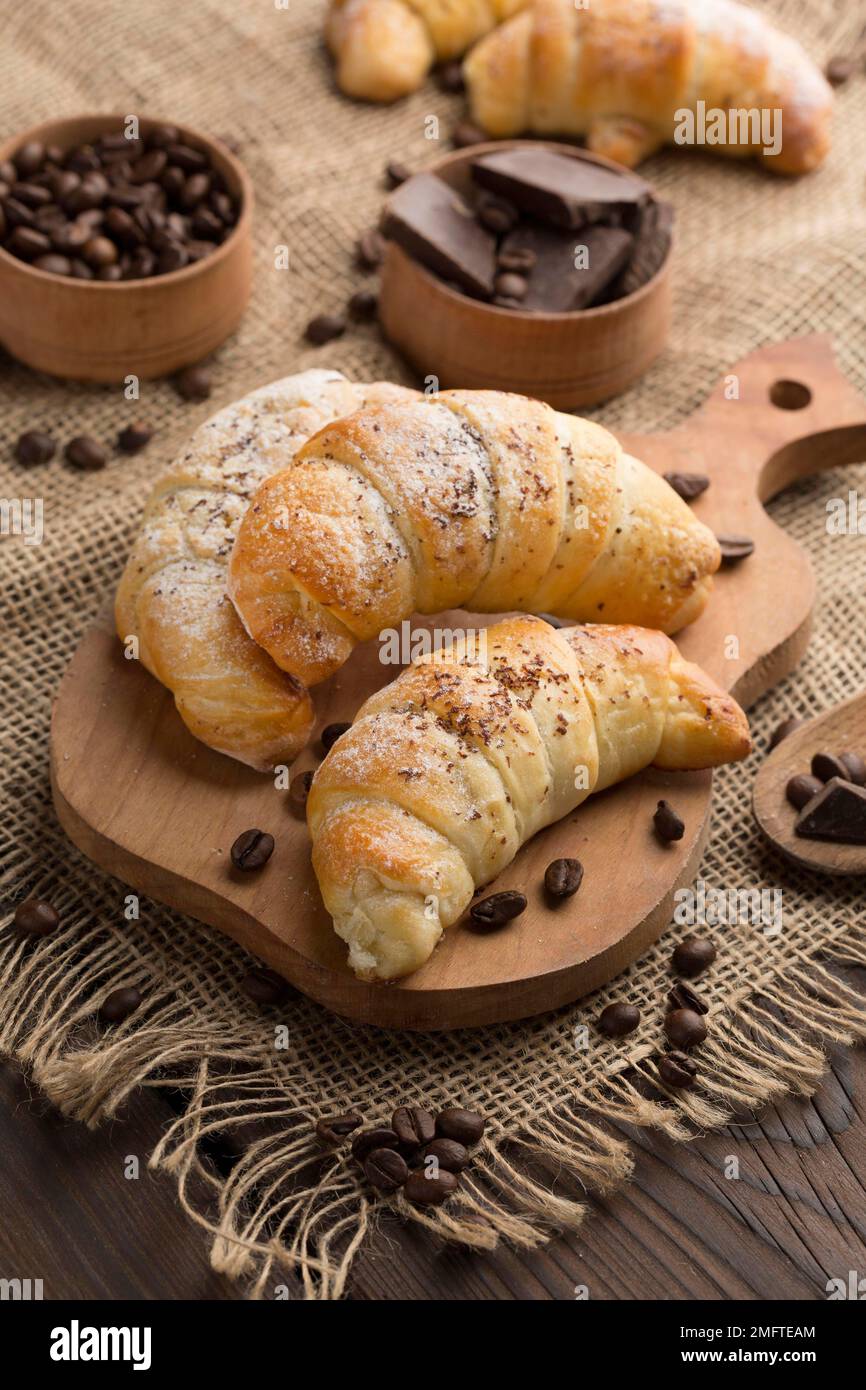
[308,615,751,980]
[228,389,721,693]
[464,0,833,175]
[326,0,528,102]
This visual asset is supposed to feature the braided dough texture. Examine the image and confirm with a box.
[325,0,529,102]
[115,370,419,771]
[464,0,833,175]
[308,614,751,979]
[227,389,720,691]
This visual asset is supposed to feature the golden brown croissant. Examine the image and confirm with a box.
[464,0,833,175]
[115,370,418,770]
[325,0,529,102]
[227,389,720,694]
[307,615,751,979]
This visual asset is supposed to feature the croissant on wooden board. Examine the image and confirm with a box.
[227,388,721,695]
[114,370,418,771]
[307,614,751,980]
[325,0,529,102]
[464,0,833,175]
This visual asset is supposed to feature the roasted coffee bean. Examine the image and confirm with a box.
[321,721,351,754]
[65,435,107,471]
[70,258,94,280]
[717,533,755,564]
[664,1007,708,1049]
[99,985,142,1024]
[493,296,524,310]
[598,1001,641,1037]
[404,1167,459,1206]
[7,226,51,259]
[392,1105,436,1149]
[348,288,378,321]
[116,422,153,454]
[3,196,35,228]
[452,121,487,148]
[351,1127,399,1163]
[131,149,168,184]
[497,246,537,275]
[653,799,685,842]
[65,144,100,173]
[166,143,208,173]
[15,430,56,466]
[826,56,856,85]
[49,169,81,201]
[786,773,823,810]
[33,206,67,233]
[148,123,181,149]
[186,237,219,262]
[240,966,292,1006]
[769,716,805,750]
[33,254,72,276]
[0,204,5,239]
[356,228,384,269]
[0,158,16,183]
[210,190,237,225]
[82,234,118,269]
[13,898,59,937]
[157,243,189,274]
[385,159,411,188]
[191,207,223,241]
[657,1050,698,1089]
[840,751,866,786]
[478,193,519,235]
[51,222,90,254]
[423,1138,469,1173]
[97,264,123,281]
[105,206,145,246]
[811,751,850,784]
[437,60,466,93]
[493,270,528,300]
[663,470,710,502]
[469,890,527,927]
[315,1111,362,1145]
[161,165,187,200]
[288,771,314,810]
[672,935,716,977]
[435,1107,485,1145]
[544,857,584,899]
[14,140,45,177]
[64,176,108,215]
[127,247,157,279]
[305,312,347,345]
[668,982,708,1015]
[11,180,53,208]
[365,1148,409,1193]
[230,828,275,870]
[181,171,211,209]
[175,365,212,400]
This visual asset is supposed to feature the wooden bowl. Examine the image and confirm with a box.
[378,141,672,411]
[0,115,253,382]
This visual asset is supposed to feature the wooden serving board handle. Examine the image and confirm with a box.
[50,336,866,1031]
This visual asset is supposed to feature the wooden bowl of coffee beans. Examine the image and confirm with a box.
[0,114,253,382]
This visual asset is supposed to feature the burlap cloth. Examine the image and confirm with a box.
[2,0,866,1300]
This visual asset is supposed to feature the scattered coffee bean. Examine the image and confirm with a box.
[664,1007,708,1048]
[668,981,708,1015]
[811,751,850,784]
[365,1147,409,1193]
[497,246,537,275]
[315,1111,363,1145]
[351,1126,399,1163]
[321,721,351,754]
[392,1105,436,1149]
[769,716,805,750]
[717,534,755,564]
[230,828,275,870]
[494,270,528,301]
[786,773,823,810]
[356,228,384,269]
[385,159,411,188]
[65,435,107,471]
[598,1002,641,1037]
[289,770,314,809]
[452,122,487,149]
[826,56,856,85]
[653,799,684,843]
[404,1167,459,1206]
[305,312,347,346]
[99,985,142,1024]
[435,1107,485,1145]
[477,193,518,235]
[116,422,153,454]
[13,898,59,937]
[347,288,378,321]
[672,935,716,978]
[657,1050,698,1090]
[14,430,56,465]
[469,890,527,928]
[240,966,292,1006]
[423,1137,469,1173]
[437,61,465,93]
[839,751,866,786]
[544,857,584,899]
[175,365,212,401]
[663,470,710,502]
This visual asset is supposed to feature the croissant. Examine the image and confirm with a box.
[227,389,720,695]
[464,0,833,175]
[308,615,751,979]
[115,370,418,771]
[325,0,528,102]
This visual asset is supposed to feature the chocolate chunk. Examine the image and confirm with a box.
[653,799,684,843]
[811,751,850,784]
[795,777,866,844]
[769,717,805,750]
[321,721,351,754]
[497,220,633,311]
[598,1002,640,1037]
[609,200,674,299]
[382,173,497,299]
[451,122,487,149]
[663,471,709,502]
[472,148,651,230]
[672,936,716,977]
[786,773,823,810]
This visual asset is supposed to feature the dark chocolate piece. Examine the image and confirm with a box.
[611,200,674,298]
[381,173,496,299]
[471,148,651,230]
[498,221,634,312]
[795,777,866,844]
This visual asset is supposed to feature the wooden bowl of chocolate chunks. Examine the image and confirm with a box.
[378,142,673,410]
[0,114,253,382]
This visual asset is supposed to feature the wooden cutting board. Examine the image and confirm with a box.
[50,335,866,1030]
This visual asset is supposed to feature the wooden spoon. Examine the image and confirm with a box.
[753,692,866,874]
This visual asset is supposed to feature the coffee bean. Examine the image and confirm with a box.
[51,222,90,254]
[786,773,823,810]
[392,1105,436,1149]
[7,226,51,259]
[385,160,411,188]
[240,966,292,1006]
[157,242,189,274]
[191,207,223,241]
[494,271,528,300]
[404,1167,459,1206]
[99,985,142,1024]
[347,288,378,321]
[288,771,314,810]
[97,264,123,282]
[181,172,211,210]
[175,365,212,400]
[116,422,153,454]
[321,721,351,754]
[128,247,157,279]
[717,534,755,564]
[668,981,708,1015]
[423,1138,469,1173]
[839,751,866,786]
[653,799,684,842]
[598,1002,640,1037]
[15,141,45,177]
[826,56,856,85]
[315,1111,362,1145]
[356,228,384,269]
[544,857,584,899]
[664,1007,708,1049]
[65,435,107,471]
[663,470,710,502]
[497,246,537,275]
[769,716,805,750]
[166,143,208,173]
[65,145,100,174]
[657,1050,698,1089]
[70,258,94,280]
[33,253,72,276]
[131,149,168,184]
[478,193,518,235]
[469,890,527,928]
[435,1107,485,1145]
[305,312,347,346]
[365,1148,409,1193]
[15,430,56,465]
[148,123,181,149]
[210,190,237,225]
[452,121,487,148]
[437,61,465,93]
[0,158,16,183]
[672,935,716,977]
[811,751,850,784]
[105,205,145,246]
[82,234,118,269]
[13,898,59,937]
[351,1127,399,1163]
[230,828,275,870]
[11,180,52,208]
[33,205,67,233]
